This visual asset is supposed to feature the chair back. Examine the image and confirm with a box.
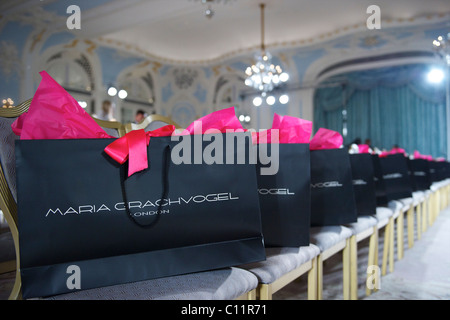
[91,117,126,138]
[125,114,182,133]
[0,99,31,300]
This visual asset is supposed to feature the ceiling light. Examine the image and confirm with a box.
[266,95,275,105]
[253,96,262,106]
[279,73,289,82]
[204,6,214,18]
[427,68,445,84]
[197,0,236,19]
[118,89,128,99]
[108,87,117,96]
[279,94,289,104]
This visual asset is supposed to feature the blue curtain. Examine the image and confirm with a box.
[314,63,447,158]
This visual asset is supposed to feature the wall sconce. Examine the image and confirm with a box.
[2,98,15,108]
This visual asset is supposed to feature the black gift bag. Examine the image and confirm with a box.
[349,154,377,216]
[429,161,438,183]
[445,162,450,180]
[433,161,450,181]
[378,154,413,201]
[408,159,431,191]
[371,154,388,206]
[256,143,310,247]
[16,133,265,299]
[310,148,357,226]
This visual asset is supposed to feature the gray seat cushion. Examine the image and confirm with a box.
[430,183,438,192]
[45,267,258,300]
[389,200,407,217]
[145,121,169,131]
[345,215,378,235]
[375,206,393,227]
[430,180,448,191]
[239,244,320,284]
[309,226,352,252]
[0,117,18,201]
[412,191,425,205]
[100,126,119,138]
[398,197,414,208]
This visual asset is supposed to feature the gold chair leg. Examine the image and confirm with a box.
[373,228,380,293]
[349,236,357,300]
[317,255,323,300]
[434,193,439,223]
[366,226,378,296]
[366,227,378,297]
[389,216,394,273]
[434,193,438,222]
[435,192,439,220]
[342,238,350,300]
[396,211,404,260]
[444,187,447,208]
[407,206,414,249]
[422,200,428,233]
[381,219,391,276]
[307,256,318,300]
[417,202,422,240]
[246,289,256,300]
[428,196,433,228]
[259,284,272,300]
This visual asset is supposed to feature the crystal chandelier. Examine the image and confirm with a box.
[245,3,288,94]
[192,0,236,19]
[433,32,450,66]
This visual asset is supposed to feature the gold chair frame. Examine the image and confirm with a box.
[125,114,182,133]
[0,99,32,300]
[349,225,378,299]
[91,117,127,137]
[317,238,351,300]
[257,255,318,300]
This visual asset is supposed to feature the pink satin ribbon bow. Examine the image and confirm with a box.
[104,125,176,177]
